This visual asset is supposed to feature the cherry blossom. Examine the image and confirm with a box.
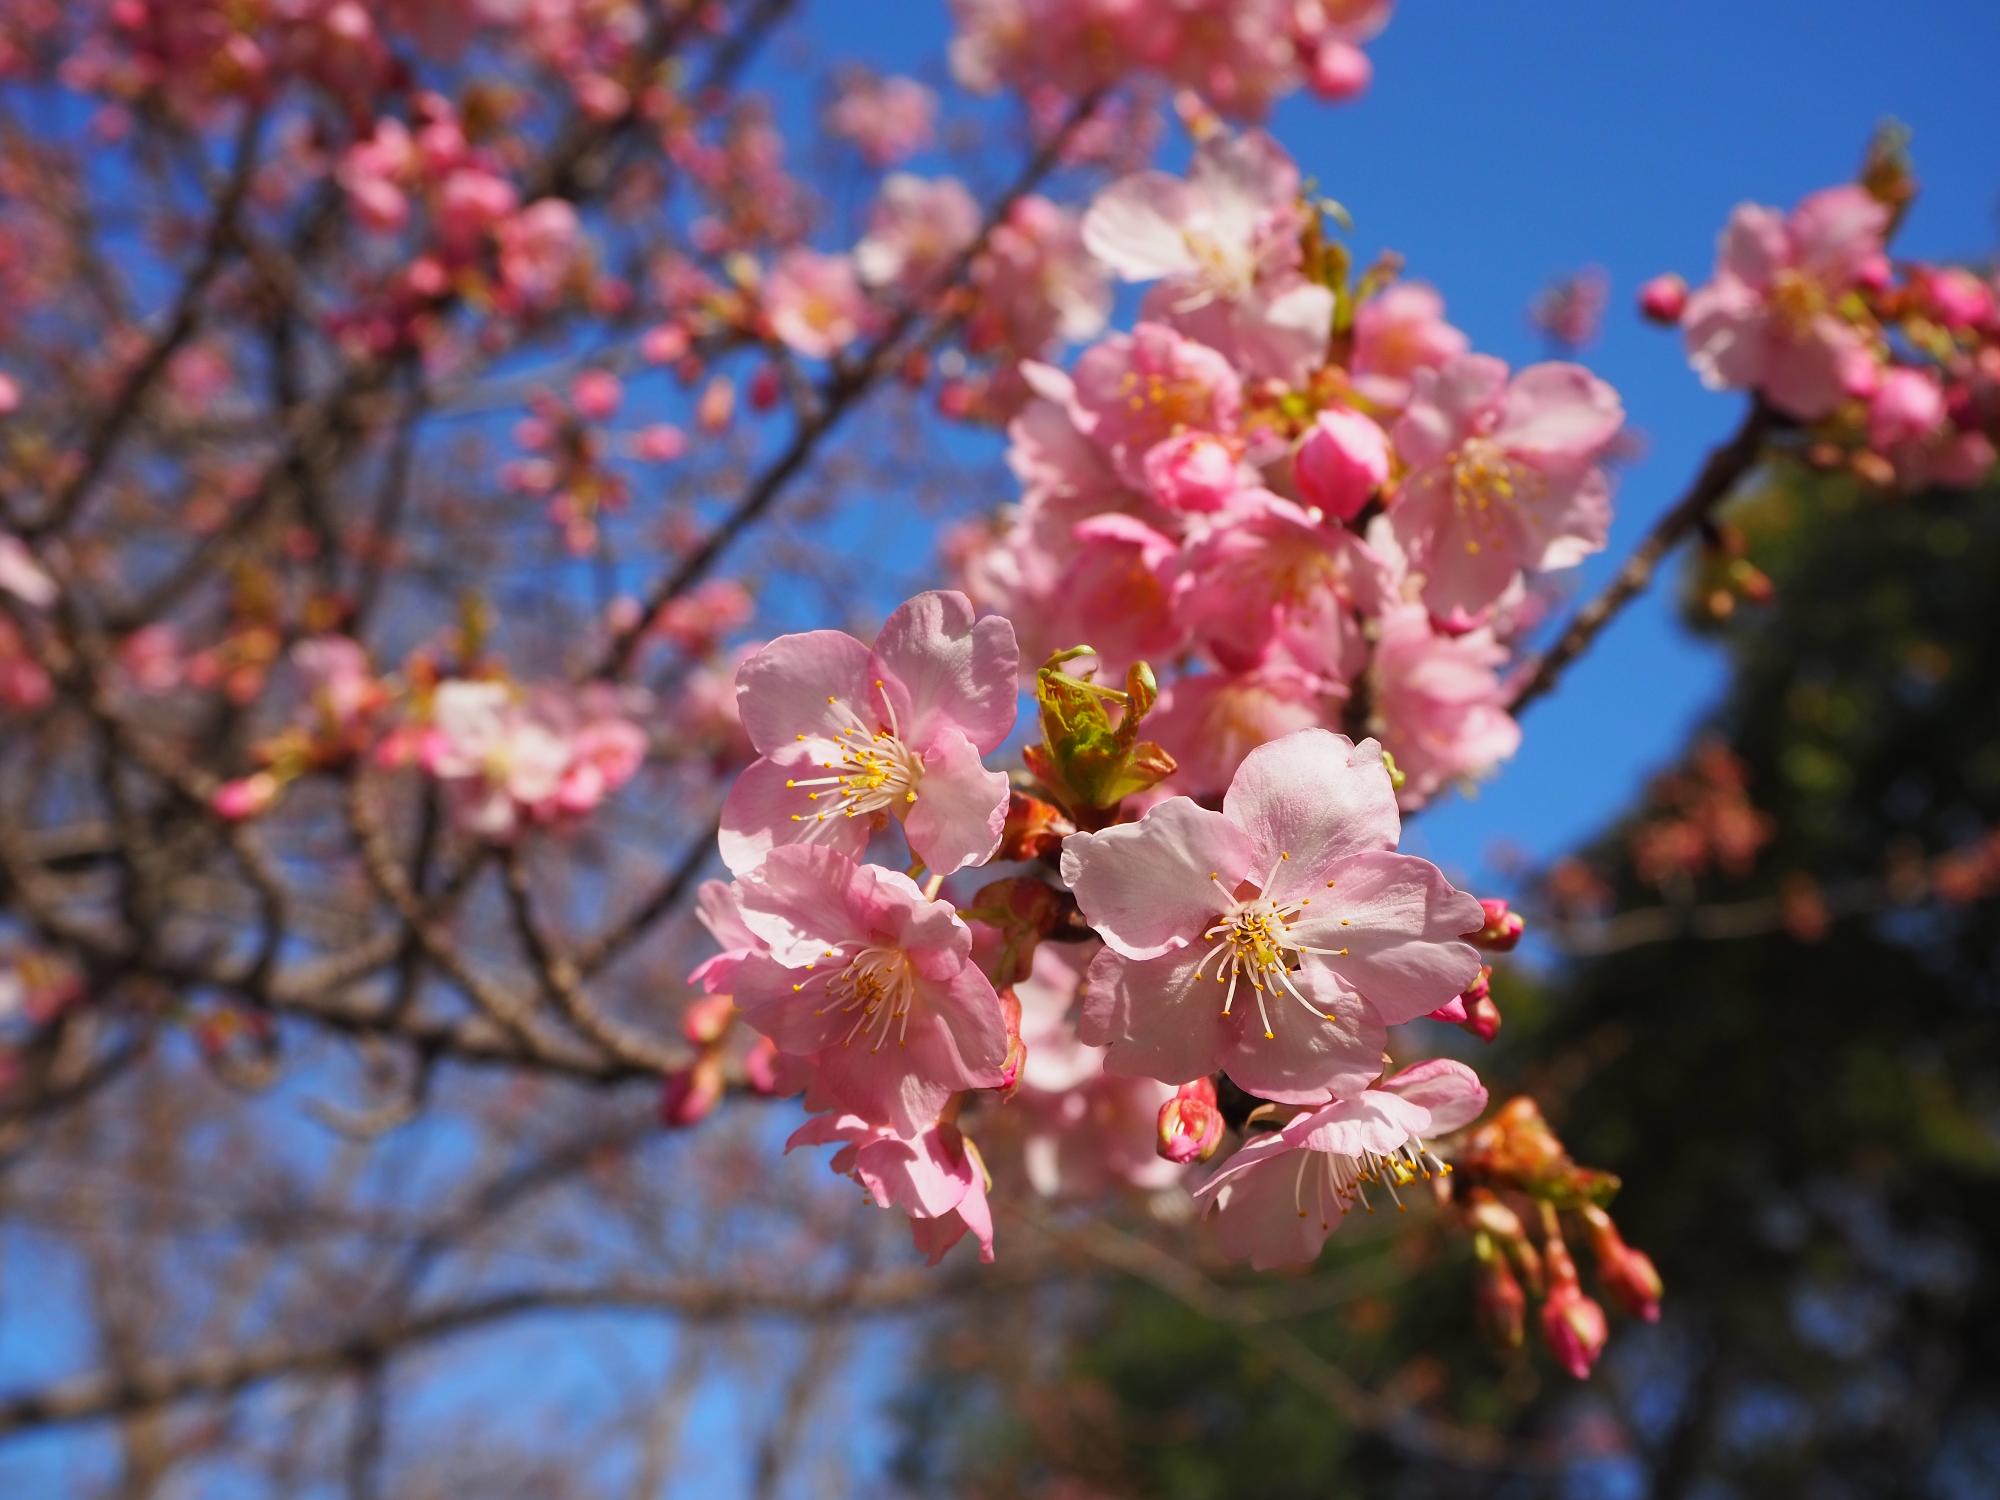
[1062,730,1484,1102]
[720,590,1017,878]
[1193,1058,1487,1269]
[726,844,1008,1134]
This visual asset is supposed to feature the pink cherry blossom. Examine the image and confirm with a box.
[1083,131,1334,382]
[1683,185,1890,419]
[495,197,582,308]
[1141,430,1243,515]
[727,844,1008,1134]
[1193,1057,1486,1269]
[966,194,1112,369]
[1172,491,1387,671]
[1147,665,1328,796]
[1062,729,1484,1103]
[1349,282,1469,413]
[825,72,938,167]
[763,248,867,359]
[1008,941,1182,1196]
[421,681,572,839]
[0,534,57,608]
[1388,354,1623,621]
[1070,321,1243,489]
[686,878,764,996]
[788,1112,995,1264]
[1368,604,1521,806]
[720,590,1017,878]
[854,173,981,291]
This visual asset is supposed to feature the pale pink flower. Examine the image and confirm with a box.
[1193,1057,1486,1269]
[1683,185,1890,419]
[1388,354,1623,621]
[1367,604,1521,807]
[1071,322,1243,488]
[1062,730,1484,1103]
[686,878,764,996]
[1349,282,1469,413]
[728,844,1009,1134]
[1146,665,1327,797]
[967,194,1112,360]
[1010,942,1182,1196]
[337,119,415,233]
[788,1112,996,1265]
[1866,366,1946,452]
[1083,131,1334,382]
[720,590,1017,878]
[293,635,377,733]
[1173,490,1388,671]
[825,72,938,167]
[435,167,518,255]
[854,174,980,290]
[1294,405,1390,522]
[495,198,582,308]
[1142,430,1244,514]
[763,248,867,359]
[420,680,572,839]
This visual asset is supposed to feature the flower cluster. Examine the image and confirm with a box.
[1661,171,1999,492]
[953,128,1626,810]
[696,589,1509,1275]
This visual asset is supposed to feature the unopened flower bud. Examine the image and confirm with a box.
[743,1035,783,1095]
[659,1051,725,1128]
[680,993,735,1047]
[213,772,280,822]
[1540,1280,1610,1379]
[1295,406,1389,523]
[1144,430,1240,514]
[1157,1078,1225,1164]
[1472,898,1524,951]
[1582,1205,1664,1323]
[1638,273,1688,325]
[1307,38,1371,101]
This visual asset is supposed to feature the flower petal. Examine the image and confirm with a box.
[1078,944,1231,1086]
[735,629,873,755]
[1221,729,1400,902]
[1219,962,1386,1106]
[1377,1057,1488,1135]
[903,727,1008,875]
[1293,851,1483,1024]
[1062,798,1255,960]
[870,589,1020,754]
[717,749,869,879]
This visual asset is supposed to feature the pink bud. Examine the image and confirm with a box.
[1582,1206,1663,1323]
[680,993,734,1047]
[1295,406,1389,522]
[1474,1243,1527,1351]
[748,365,783,412]
[1917,266,1996,330]
[1142,431,1239,513]
[635,424,688,462]
[1866,366,1946,451]
[1156,1078,1225,1164]
[659,1052,725,1128]
[0,372,19,414]
[571,369,623,422]
[1540,1281,1610,1379]
[1472,898,1524,951]
[1308,38,1372,101]
[743,1036,784,1095]
[642,323,691,365]
[1638,273,1688,325]
[212,772,279,822]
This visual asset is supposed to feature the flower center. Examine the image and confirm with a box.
[825,943,918,1052]
[1294,1134,1452,1230]
[1768,268,1826,334]
[1178,227,1257,305]
[1192,851,1352,1041]
[786,684,923,829]
[1449,438,1539,554]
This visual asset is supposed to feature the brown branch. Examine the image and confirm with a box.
[0,1268,1042,1439]
[1506,402,1775,719]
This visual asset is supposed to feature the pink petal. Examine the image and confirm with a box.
[1394,354,1508,470]
[735,629,873,755]
[813,1037,955,1137]
[731,843,873,963]
[1496,363,1623,460]
[1199,1136,1341,1269]
[1219,963,1387,1105]
[1220,729,1400,903]
[871,589,1019,754]
[1078,944,1232,1085]
[1061,799,1255,960]
[1788,185,1888,287]
[1377,1057,1488,1135]
[1293,851,1483,1024]
[1716,202,1788,289]
[1290,1090,1429,1157]
[903,726,1009,876]
[1081,171,1199,281]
